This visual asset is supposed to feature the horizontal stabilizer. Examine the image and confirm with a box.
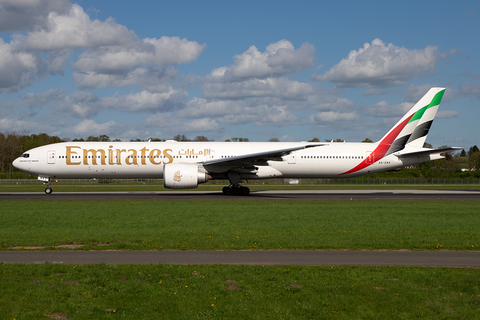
[395,147,463,158]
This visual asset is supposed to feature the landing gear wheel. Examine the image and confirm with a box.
[222,185,250,196]
[240,186,250,195]
[222,186,232,195]
[45,187,53,194]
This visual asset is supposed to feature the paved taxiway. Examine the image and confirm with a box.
[1,189,479,201]
[2,250,480,267]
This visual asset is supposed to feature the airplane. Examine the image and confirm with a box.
[12,87,461,195]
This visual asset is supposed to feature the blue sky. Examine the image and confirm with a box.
[0,0,479,148]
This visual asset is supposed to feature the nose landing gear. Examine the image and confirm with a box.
[40,177,53,194]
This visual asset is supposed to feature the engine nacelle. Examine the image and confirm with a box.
[163,164,210,189]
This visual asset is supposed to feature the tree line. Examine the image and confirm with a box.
[1,132,479,178]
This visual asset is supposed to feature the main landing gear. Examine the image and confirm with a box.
[222,184,250,196]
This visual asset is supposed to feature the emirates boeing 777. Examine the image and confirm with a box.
[13,87,461,195]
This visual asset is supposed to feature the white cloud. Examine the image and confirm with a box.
[208,40,314,81]
[70,119,117,137]
[21,88,68,107]
[45,49,71,75]
[180,98,297,127]
[309,111,364,132]
[311,39,454,88]
[360,100,412,118]
[143,113,182,128]
[103,90,188,113]
[201,77,316,100]
[0,117,50,133]
[0,39,45,92]
[219,105,296,127]
[17,3,205,72]
[0,0,71,32]
[179,98,250,118]
[305,93,355,111]
[19,88,187,118]
[310,111,361,123]
[74,36,206,75]
[20,89,104,118]
[0,2,205,92]
[73,67,178,91]
[16,4,135,51]
[182,118,220,132]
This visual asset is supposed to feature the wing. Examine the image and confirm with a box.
[202,144,324,169]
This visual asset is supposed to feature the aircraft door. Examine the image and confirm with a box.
[47,150,56,164]
[207,151,215,161]
[109,149,117,165]
[365,151,374,164]
[288,152,296,164]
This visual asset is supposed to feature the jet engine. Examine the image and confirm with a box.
[163,164,211,189]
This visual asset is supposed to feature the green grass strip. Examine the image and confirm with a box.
[1,263,480,319]
[1,200,479,251]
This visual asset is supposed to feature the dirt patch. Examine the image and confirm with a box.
[63,281,79,285]
[224,279,237,284]
[225,284,242,290]
[46,313,69,319]
[286,284,302,292]
[55,244,85,249]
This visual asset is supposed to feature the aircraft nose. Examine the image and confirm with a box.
[12,157,28,171]
[12,157,20,169]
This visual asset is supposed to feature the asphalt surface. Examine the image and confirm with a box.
[2,250,480,267]
[1,189,479,201]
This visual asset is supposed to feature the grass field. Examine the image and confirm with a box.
[1,200,479,251]
[1,263,480,319]
[2,196,480,319]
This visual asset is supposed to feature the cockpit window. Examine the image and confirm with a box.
[21,153,30,158]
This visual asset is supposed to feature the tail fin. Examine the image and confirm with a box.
[341,88,446,176]
[377,87,445,156]
[404,89,444,147]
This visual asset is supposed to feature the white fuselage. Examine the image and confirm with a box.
[12,141,431,181]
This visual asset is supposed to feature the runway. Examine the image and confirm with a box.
[2,250,480,267]
[1,189,479,201]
